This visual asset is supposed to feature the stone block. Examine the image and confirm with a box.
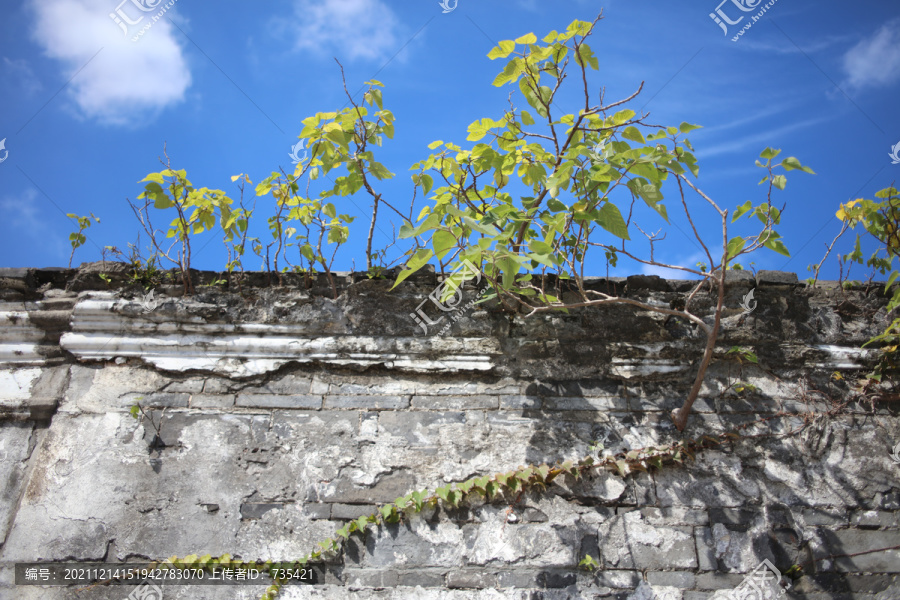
[647,570,696,588]
[542,396,629,411]
[0,423,34,545]
[499,394,542,409]
[324,395,410,410]
[331,503,376,520]
[163,378,204,393]
[240,502,288,519]
[302,503,332,520]
[141,392,190,408]
[800,507,847,527]
[345,568,400,589]
[396,569,446,587]
[241,373,313,395]
[756,270,800,285]
[695,526,718,571]
[315,470,418,504]
[626,274,670,291]
[821,529,900,572]
[190,393,235,409]
[463,520,579,567]
[850,509,899,529]
[598,511,697,569]
[363,520,464,568]
[446,570,499,589]
[378,411,466,446]
[236,394,322,409]
[411,395,498,410]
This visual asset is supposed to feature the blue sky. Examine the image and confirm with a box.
[1,0,898,282]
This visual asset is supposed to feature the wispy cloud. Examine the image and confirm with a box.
[0,189,42,234]
[639,250,708,279]
[285,0,408,63]
[26,0,191,126]
[842,18,900,90]
[696,115,831,159]
[736,33,851,55]
[0,189,68,260]
[2,57,43,96]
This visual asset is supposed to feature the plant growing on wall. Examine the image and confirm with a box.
[128,148,239,295]
[66,212,100,268]
[392,13,813,430]
[828,186,900,382]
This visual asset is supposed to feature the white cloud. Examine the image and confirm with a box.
[842,18,900,90]
[286,0,407,62]
[27,0,191,126]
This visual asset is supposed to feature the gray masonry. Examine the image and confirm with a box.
[0,265,898,599]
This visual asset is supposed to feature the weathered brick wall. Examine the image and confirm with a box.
[0,265,898,599]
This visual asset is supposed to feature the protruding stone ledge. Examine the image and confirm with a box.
[59,293,502,377]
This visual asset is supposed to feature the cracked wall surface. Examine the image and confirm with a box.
[0,265,898,599]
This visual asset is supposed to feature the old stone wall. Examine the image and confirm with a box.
[0,265,898,600]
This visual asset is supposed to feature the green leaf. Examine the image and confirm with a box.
[679,122,703,134]
[368,88,383,110]
[391,248,434,289]
[726,236,746,261]
[780,156,815,174]
[432,230,457,260]
[621,126,645,144]
[356,516,370,531]
[141,172,166,186]
[546,198,567,212]
[488,40,516,60]
[521,110,535,126]
[760,147,781,160]
[732,200,752,222]
[529,240,553,254]
[611,109,635,125]
[772,175,787,190]
[462,215,499,236]
[515,33,537,44]
[764,238,790,257]
[595,203,630,240]
[885,270,899,293]
[418,173,434,195]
